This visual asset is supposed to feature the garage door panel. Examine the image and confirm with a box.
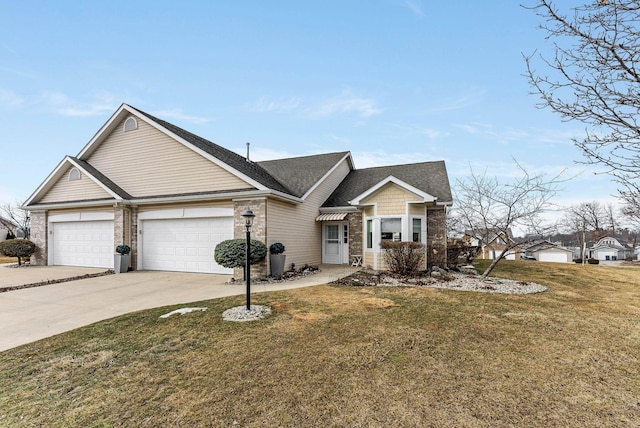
[52,221,114,268]
[538,252,568,263]
[141,217,233,274]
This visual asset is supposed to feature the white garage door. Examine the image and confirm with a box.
[51,221,114,268]
[538,252,568,263]
[141,217,234,274]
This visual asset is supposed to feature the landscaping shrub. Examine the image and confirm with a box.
[116,245,131,255]
[588,258,600,265]
[381,241,425,275]
[0,239,36,266]
[269,242,285,254]
[214,239,267,269]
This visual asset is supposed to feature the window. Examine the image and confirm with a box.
[68,167,81,181]
[343,224,348,244]
[381,218,401,241]
[412,218,422,242]
[123,116,138,132]
[366,220,373,249]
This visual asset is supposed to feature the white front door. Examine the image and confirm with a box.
[322,222,348,264]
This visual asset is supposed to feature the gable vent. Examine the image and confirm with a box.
[69,167,81,181]
[123,116,138,132]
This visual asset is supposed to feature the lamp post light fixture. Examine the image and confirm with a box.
[241,209,255,310]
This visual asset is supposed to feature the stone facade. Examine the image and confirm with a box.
[233,198,267,279]
[130,206,139,270]
[29,210,48,265]
[426,207,447,269]
[347,210,363,260]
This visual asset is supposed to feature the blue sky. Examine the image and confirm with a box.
[0,0,620,221]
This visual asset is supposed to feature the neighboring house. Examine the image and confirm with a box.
[0,217,17,241]
[23,104,453,276]
[464,228,520,260]
[588,236,635,261]
[521,240,573,263]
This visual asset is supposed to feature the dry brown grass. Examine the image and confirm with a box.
[0,256,16,264]
[0,261,639,427]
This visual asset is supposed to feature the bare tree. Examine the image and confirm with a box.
[454,161,563,278]
[0,202,30,239]
[560,201,612,259]
[621,193,640,229]
[525,0,640,211]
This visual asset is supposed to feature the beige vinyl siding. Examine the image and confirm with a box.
[364,251,375,268]
[39,166,112,203]
[48,207,115,217]
[137,200,233,213]
[364,184,420,216]
[410,204,425,216]
[87,116,253,197]
[266,158,351,266]
[363,206,374,217]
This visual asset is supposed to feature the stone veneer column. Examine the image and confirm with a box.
[426,207,447,269]
[114,205,125,249]
[233,199,267,280]
[29,210,48,265]
[130,206,138,270]
[347,210,363,261]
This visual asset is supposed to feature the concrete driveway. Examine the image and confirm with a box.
[0,264,356,352]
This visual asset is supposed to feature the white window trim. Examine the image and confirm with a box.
[68,167,81,181]
[123,116,138,132]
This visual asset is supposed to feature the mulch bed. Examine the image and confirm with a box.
[0,270,114,293]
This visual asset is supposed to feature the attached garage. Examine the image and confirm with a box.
[535,249,572,263]
[138,208,234,274]
[49,216,114,268]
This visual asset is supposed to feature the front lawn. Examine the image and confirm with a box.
[0,261,639,427]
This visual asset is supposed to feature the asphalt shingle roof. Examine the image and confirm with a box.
[322,160,452,207]
[71,157,133,199]
[258,152,350,198]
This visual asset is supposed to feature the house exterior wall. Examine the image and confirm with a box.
[426,206,447,268]
[233,198,267,279]
[30,210,48,265]
[347,211,363,261]
[365,183,420,215]
[87,116,253,197]
[39,166,112,203]
[266,157,351,270]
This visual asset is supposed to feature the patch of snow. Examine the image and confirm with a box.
[160,307,208,318]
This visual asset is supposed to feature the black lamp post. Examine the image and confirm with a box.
[241,209,255,310]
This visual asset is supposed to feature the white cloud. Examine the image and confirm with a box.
[153,108,214,124]
[330,133,351,145]
[404,0,425,17]
[231,145,294,162]
[351,150,428,168]
[310,90,382,119]
[248,96,302,113]
[0,88,24,109]
[41,91,117,117]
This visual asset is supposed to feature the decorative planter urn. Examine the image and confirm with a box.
[114,254,130,274]
[270,254,286,278]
